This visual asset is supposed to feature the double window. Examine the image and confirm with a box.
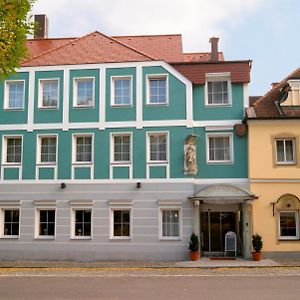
[112,134,131,163]
[74,135,93,163]
[3,136,22,164]
[37,209,56,237]
[38,136,57,164]
[207,134,233,163]
[147,75,168,105]
[111,77,132,106]
[74,78,94,107]
[278,211,299,240]
[111,209,131,239]
[149,133,168,162]
[275,138,296,164]
[39,79,59,108]
[161,209,180,239]
[2,209,19,237]
[4,80,25,110]
[74,209,92,237]
[205,73,231,106]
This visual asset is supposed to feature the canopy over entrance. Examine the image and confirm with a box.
[192,184,257,205]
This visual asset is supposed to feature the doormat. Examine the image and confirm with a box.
[210,257,236,260]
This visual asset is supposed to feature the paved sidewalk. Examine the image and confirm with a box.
[0,257,299,269]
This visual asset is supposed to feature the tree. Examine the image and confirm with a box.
[0,0,35,80]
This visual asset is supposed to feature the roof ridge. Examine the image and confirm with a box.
[113,34,182,38]
[253,67,300,107]
[27,37,77,41]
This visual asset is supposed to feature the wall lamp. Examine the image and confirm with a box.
[61,182,67,189]
[136,182,142,189]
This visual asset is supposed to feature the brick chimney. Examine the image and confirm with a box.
[34,15,49,39]
[209,37,219,62]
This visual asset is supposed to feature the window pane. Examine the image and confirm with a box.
[76,136,92,162]
[113,210,130,237]
[280,212,297,237]
[4,210,19,236]
[209,136,230,161]
[114,79,131,105]
[8,82,24,109]
[76,79,93,106]
[276,139,295,163]
[39,210,55,236]
[162,210,179,237]
[207,81,228,104]
[276,140,284,162]
[41,137,56,163]
[285,140,294,162]
[75,210,91,236]
[149,78,166,104]
[6,138,22,163]
[150,135,167,161]
[114,135,130,162]
[42,80,59,107]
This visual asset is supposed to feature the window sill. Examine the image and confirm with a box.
[110,104,133,108]
[205,104,232,108]
[71,236,92,240]
[160,237,181,241]
[73,105,95,109]
[0,236,19,239]
[275,162,296,166]
[35,236,55,240]
[72,162,93,165]
[3,108,24,111]
[37,163,57,166]
[2,163,22,167]
[38,107,59,110]
[147,161,168,165]
[110,236,131,240]
[278,238,300,241]
[206,160,234,165]
[146,103,168,107]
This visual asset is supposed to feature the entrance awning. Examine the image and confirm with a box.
[191,184,258,205]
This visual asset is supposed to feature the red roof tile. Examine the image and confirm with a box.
[183,52,224,62]
[113,34,184,63]
[22,32,153,67]
[172,61,251,84]
[248,68,300,118]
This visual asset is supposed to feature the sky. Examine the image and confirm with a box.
[31,0,300,96]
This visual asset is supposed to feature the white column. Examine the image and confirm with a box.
[136,65,143,129]
[99,67,106,130]
[62,69,70,131]
[27,70,35,132]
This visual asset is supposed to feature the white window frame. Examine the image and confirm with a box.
[110,207,132,240]
[0,208,20,239]
[159,207,182,241]
[73,77,95,108]
[205,72,232,106]
[110,76,132,107]
[2,135,23,165]
[146,74,169,105]
[36,134,58,165]
[38,78,60,109]
[72,134,94,164]
[110,133,132,164]
[4,80,25,110]
[147,131,169,164]
[35,208,56,239]
[71,208,93,240]
[206,133,234,164]
[275,138,296,165]
[278,210,299,240]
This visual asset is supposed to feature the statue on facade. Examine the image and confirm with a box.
[184,135,197,175]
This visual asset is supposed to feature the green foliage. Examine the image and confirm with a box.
[189,232,199,252]
[252,233,263,252]
[0,0,35,79]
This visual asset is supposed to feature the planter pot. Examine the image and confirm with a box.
[252,252,262,261]
[189,251,200,261]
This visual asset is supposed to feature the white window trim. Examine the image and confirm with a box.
[4,80,25,110]
[36,134,58,165]
[278,210,299,240]
[110,207,132,240]
[72,133,94,164]
[71,207,93,240]
[275,138,296,165]
[34,208,56,240]
[73,77,95,108]
[158,207,182,241]
[205,72,232,107]
[1,135,23,165]
[110,132,132,165]
[38,78,60,109]
[110,76,133,107]
[0,208,20,239]
[147,131,169,164]
[206,133,234,164]
[146,74,169,106]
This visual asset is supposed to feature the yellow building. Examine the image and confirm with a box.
[246,68,300,257]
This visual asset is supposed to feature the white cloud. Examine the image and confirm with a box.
[31,0,263,51]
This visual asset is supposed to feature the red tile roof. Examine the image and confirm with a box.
[172,61,251,84]
[113,34,184,63]
[183,52,224,62]
[248,68,300,118]
[22,32,154,67]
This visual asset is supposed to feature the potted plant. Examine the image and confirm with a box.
[189,232,200,261]
[252,233,263,261]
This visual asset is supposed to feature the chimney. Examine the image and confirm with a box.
[209,37,219,62]
[34,14,49,39]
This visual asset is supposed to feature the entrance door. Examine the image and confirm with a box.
[201,211,236,253]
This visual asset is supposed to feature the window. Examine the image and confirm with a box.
[276,139,296,164]
[39,79,59,108]
[4,137,22,164]
[38,210,55,237]
[4,80,25,109]
[279,211,299,240]
[113,135,131,163]
[74,209,91,237]
[74,78,94,107]
[3,210,19,237]
[111,77,131,106]
[147,75,168,105]
[39,136,57,164]
[207,134,233,163]
[161,209,180,238]
[74,135,92,163]
[111,209,131,238]
[149,133,167,162]
[205,73,231,106]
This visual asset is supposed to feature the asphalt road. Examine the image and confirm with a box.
[0,268,299,299]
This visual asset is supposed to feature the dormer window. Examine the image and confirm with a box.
[205,73,232,106]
